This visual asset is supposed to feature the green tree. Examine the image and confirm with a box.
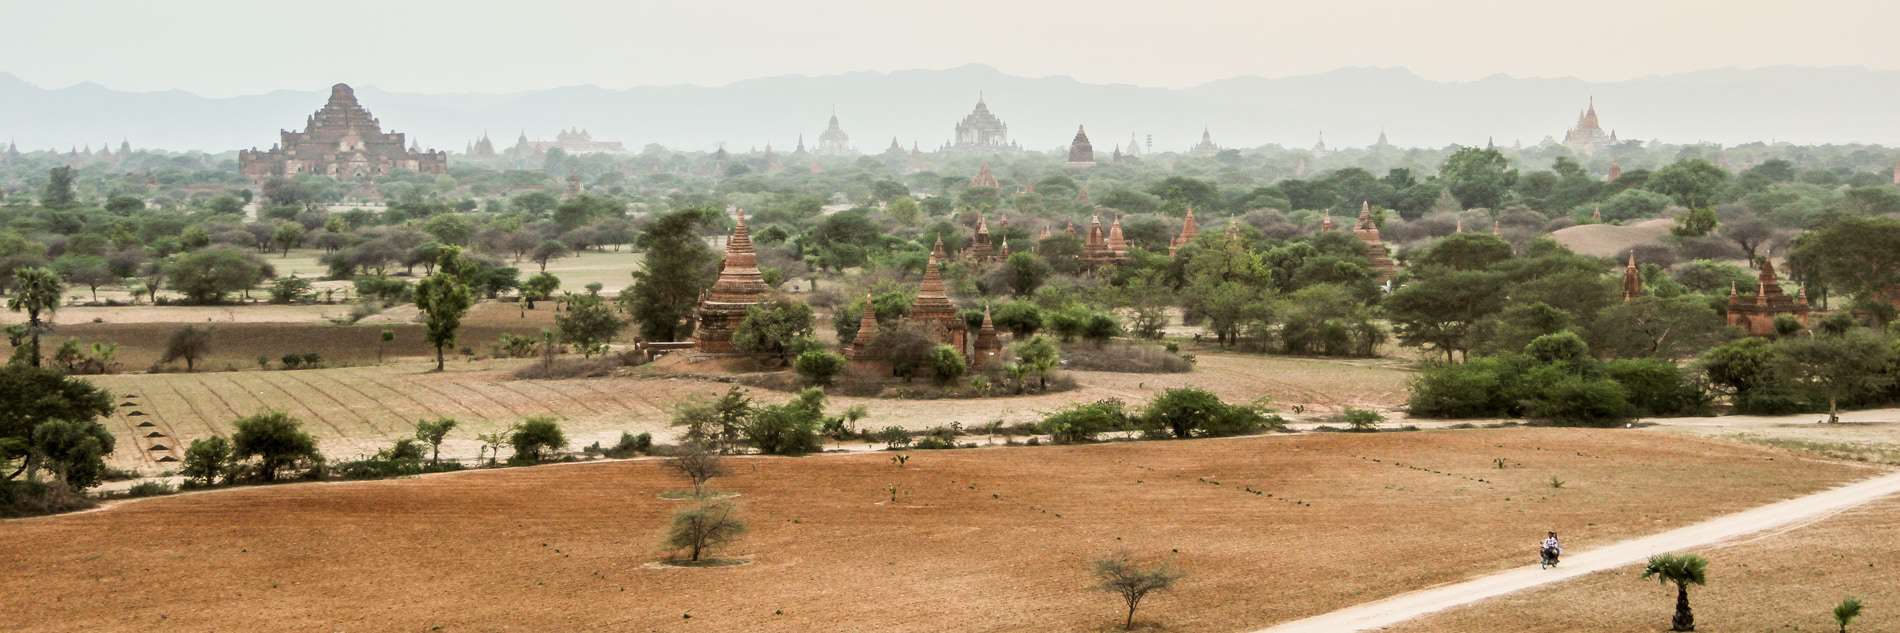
[181,435,233,486]
[231,410,320,482]
[623,208,719,341]
[1833,596,1863,633]
[1093,553,1184,631]
[1003,252,1053,296]
[556,292,624,357]
[509,416,567,462]
[7,267,63,367]
[1011,335,1061,390]
[793,349,844,387]
[1588,295,1730,359]
[929,345,966,385]
[1384,269,1507,362]
[1794,217,1900,323]
[667,501,747,562]
[52,255,114,303]
[1641,553,1709,632]
[520,272,560,309]
[1411,233,1513,271]
[415,248,475,371]
[732,300,815,363]
[1772,329,1894,422]
[271,222,305,257]
[743,387,826,455]
[1438,147,1515,210]
[0,365,112,481]
[166,246,267,304]
[28,418,114,489]
[412,417,458,467]
[40,166,77,208]
[1672,206,1718,237]
[1645,159,1729,210]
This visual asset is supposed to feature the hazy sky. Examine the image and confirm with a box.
[2,0,1895,95]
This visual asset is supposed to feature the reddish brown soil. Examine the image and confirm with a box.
[1390,494,1900,632]
[1,429,1871,632]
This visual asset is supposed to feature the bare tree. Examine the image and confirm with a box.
[666,501,746,562]
[1093,552,1184,630]
[668,441,725,497]
[1717,209,1776,264]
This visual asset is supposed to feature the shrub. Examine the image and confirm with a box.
[508,416,567,462]
[1143,388,1224,439]
[1523,376,1634,426]
[794,349,845,387]
[744,388,826,455]
[494,332,540,358]
[267,276,313,304]
[1093,552,1184,630]
[1341,407,1386,432]
[1605,358,1708,416]
[231,410,321,482]
[667,501,747,562]
[929,345,966,384]
[1407,359,1512,418]
[877,425,912,449]
[124,480,175,498]
[181,435,234,486]
[1081,312,1122,346]
[0,480,94,518]
[158,325,213,372]
[354,276,413,304]
[1064,343,1192,373]
[1041,399,1129,444]
[603,431,652,458]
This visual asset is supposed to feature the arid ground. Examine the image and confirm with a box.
[1388,491,1900,632]
[1,428,1877,632]
[90,350,1414,472]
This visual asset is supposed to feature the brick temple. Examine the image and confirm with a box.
[239,83,446,182]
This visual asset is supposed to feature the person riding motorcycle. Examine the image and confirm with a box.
[1539,532,1562,566]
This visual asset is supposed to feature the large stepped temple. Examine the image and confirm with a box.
[692,209,771,354]
[952,96,1012,150]
[239,83,446,182]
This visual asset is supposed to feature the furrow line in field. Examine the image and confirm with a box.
[392,377,488,421]
[574,380,660,417]
[188,376,246,422]
[277,371,387,435]
[328,371,453,422]
[427,376,524,422]
[485,381,566,418]
[167,374,231,429]
[514,380,609,418]
[242,374,352,440]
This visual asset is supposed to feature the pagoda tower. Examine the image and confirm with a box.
[1352,201,1398,285]
[969,162,999,189]
[1105,216,1130,260]
[691,209,771,353]
[908,238,967,356]
[972,305,1002,368]
[1082,214,1116,267]
[1725,260,1811,336]
[1066,125,1096,168]
[968,213,995,261]
[845,293,881,360]
[1169,207,1200,256]
[1621,251,1644,301]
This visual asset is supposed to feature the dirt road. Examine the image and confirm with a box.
[1253,469,1900,633]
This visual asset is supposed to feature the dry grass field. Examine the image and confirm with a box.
[86,350,1414,472]
[1388,492,1900,633]
[27,301,557,371]
[0,429,1874,633]
[1548,218,1673,258]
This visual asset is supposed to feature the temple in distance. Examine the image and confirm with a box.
[239,83,447,182]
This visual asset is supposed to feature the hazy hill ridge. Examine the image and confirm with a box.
[2,64,1895,153]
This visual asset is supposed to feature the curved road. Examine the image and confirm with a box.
[1255,470,1900,633]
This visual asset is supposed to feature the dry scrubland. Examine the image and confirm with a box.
[1547,218,1673,258]
[0,429,1872,632]
[1390,493,1900,633]
[88,350,1412,472]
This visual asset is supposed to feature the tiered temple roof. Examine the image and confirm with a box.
[969,162,1000,189]
[692,209,771,353]
[953,96,1011,149]
[1726,259,1810,336]
[1352,201,1398,285]
[1105,216,1129,259]
[968,213,995,261]
[817,112,851,155]
[845,293,881,360]
[239,83,446,182]
[1169,208,1200,256]
[909,238,968,355]
[1563,97,1615,155]
[1190,127,1220,155]
[1066,125,1095,168]
[972,305,1002,368]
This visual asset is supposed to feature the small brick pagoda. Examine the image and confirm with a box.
[1725,260,1810,336]
[691,209,770,354]
[1352,201,1398,285]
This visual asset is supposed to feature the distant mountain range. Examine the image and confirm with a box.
[2,64,1897,154]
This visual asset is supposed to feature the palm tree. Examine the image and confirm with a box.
[1834,596,1863,633]
[1642,553,1709,631]
[7,267,64,367]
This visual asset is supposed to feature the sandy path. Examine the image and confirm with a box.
[1254,469,1900,633]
